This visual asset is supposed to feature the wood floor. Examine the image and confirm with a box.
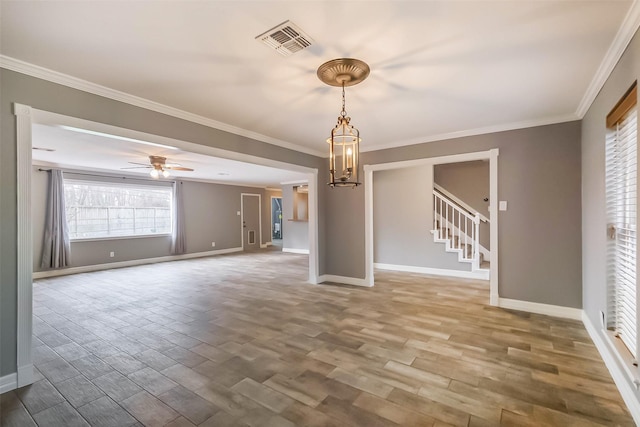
[0,251,634,426]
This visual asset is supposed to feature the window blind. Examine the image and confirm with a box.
[606,101,638,359]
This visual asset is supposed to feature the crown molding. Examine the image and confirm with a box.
[0,55,326,158]
[360,113,579,153]
[576,0,640,118]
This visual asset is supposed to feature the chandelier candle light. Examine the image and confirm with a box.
[317,58,370,188]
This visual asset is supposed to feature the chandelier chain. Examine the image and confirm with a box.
[341,82,347,117]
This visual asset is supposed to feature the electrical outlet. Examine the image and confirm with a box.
[109,251,115,258]
[237,211,241,216]
[211,242,216,247]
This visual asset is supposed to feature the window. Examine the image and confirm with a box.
[606,82,638,358]
[64,180,173,239]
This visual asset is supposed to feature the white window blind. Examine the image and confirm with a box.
[606,103,638,358]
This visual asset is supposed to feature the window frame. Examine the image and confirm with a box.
[63,178,174,241]
[605,81,638,362]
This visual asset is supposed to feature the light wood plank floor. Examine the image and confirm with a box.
[0,251,634,426]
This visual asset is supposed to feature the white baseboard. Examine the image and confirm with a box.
[282,248,309,255]
[374,263,489,281]
[498,298,583,320]
[0,372,18,393]
[582,312,640,425]
[33,247,243,279]
[17,364,34,388]
[318,274,371,287]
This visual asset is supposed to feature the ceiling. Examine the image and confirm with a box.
[1,1,636,159]
[31,123,308,187]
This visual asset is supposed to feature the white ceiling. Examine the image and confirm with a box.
[1,1,636,158]
[31,123,308,187]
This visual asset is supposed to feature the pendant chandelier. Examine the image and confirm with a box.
[317,58,370,188]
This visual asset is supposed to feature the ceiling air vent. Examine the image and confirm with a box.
[256,20,313,57]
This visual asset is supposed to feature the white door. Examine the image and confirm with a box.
[242,194,260,251]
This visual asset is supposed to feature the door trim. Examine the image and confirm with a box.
[364,149,499,305]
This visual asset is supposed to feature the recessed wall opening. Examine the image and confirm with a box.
[364,149,499,305]
[14,104,321,389]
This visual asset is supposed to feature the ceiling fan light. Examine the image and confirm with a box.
[162,169,170,178]
[150,169,159,178]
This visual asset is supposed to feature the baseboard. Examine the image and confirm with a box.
[318,274,371,287]
[33,247,243,279]
[17,364,34,388]
[282,248,309,255]
[582,312,640,425]
[498,298,583,320]
[374,263,489,281]
[260,242,273,248]
[0,372,18,394]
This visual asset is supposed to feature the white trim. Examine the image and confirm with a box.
[282,248,309,255]
[318,274,371,288]
[15,103,34,389]
[241,193,262,250]
[576,0,640,118]
[260,242,272,248]
[498,298,583,320]
[433,183,489,223]
[364,148,499,304]
[0,55,325,158]
[364,167,374,287]
[306,170,319,285]
[280,179,309,186]
[489,149,499,306]
[33,247,244,279]
[270,195,283,242]
[0,373,18,394]
[375,263,489,281]
[360,114,578,153]
[582,311,640,425]
[0,56,579,158]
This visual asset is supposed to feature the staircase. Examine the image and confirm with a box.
[432,187,490,280]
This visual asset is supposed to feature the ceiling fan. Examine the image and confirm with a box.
[122,155,194,178]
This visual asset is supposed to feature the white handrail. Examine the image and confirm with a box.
[433,191,481,269]
[433,183,489,223]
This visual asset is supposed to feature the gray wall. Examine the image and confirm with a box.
[434,161,491,250]
[282,185,309,251]
[0,69,325,377]
[323,121,582,309]
[373,166,470,271]
[582,27,640,404]
[31,167,270,271]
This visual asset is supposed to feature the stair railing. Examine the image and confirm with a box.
[433,189,480,270]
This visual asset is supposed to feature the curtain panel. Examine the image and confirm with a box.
[172,181,186,255]
[41,169,71,269]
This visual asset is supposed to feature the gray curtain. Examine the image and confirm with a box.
[171,181,186,255]
[41,169,71,269]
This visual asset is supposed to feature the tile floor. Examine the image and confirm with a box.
[0,250,634,426]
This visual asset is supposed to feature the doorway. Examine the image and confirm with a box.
[364,149,499,305]
[271,196,283,248]
[241,193,261,251]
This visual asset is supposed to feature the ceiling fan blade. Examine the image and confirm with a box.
[166,166,194,171]
[121,166,152,169]
[128,162,151,166]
